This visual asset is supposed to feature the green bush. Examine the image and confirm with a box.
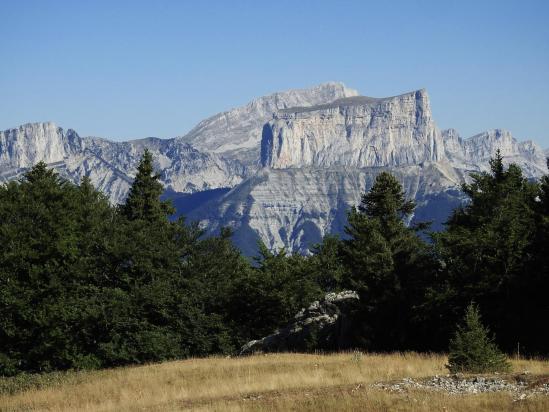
[446,303,510,374]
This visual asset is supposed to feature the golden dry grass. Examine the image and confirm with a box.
[1,352,548,411]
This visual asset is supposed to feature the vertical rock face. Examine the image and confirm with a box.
[0,122,79,168]
[190,88,548,254]
[262,90,444,169]
[180,82,358,166]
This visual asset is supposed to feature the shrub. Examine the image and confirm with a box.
[446,303,510,373]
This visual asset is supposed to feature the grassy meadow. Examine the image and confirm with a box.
[1,352,548,411]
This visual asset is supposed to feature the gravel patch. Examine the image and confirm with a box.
[374,373,549,400]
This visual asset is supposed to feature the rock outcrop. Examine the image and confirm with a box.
[260,90,546,175]
[0,122,79,168]
[180,82,358,167]
[197,89,545,254]
[79,136,247,197]
[442,128,547,176]
[262,90,444,169]
[0,123,247,204]
[240,290,359,355]
[375,374,549,398]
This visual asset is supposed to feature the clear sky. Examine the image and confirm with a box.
[1,0,548,147]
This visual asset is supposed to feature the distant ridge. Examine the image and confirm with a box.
[278,90,426,114]
[1,83,547,253]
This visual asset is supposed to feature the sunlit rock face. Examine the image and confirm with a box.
[190,88,547,254]
[0,122,77,167]
[262,90,444,169]
[180,82,358,167]
[188,164,468,255]
[441,128,547,177]
[0,123,247,204]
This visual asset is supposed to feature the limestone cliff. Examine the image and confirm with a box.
[180,82,358,166]
[262,90,444,169]
[0,123,247,204]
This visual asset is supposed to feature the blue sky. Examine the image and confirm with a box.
[1,0,548,146]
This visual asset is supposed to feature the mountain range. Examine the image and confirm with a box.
[1,82,547,254]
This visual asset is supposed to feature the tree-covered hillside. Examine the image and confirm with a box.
[1,151,547,375]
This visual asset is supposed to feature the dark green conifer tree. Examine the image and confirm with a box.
[308,235,346,292]
[522,158,549,354]
[341,172,435,350]
[100,150,190,365]
[182,227,253,353]
[121,149,174,222]
[0,165,116,373]
[226,242,323,343]
[434,151,542,353]
[447,303,510,373]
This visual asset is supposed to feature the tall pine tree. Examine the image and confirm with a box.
[434,151,542,353]
[341,172,435,350]
[0,165,116,373]
[121,149,174,222]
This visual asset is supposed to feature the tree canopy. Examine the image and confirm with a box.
[1,151,548,375]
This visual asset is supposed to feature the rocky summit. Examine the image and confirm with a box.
[180,82,358,167]
[1,82,547,253]
[262,90,443,169]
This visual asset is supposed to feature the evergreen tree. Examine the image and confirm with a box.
[308,235,346,292]
[447,303,510,374]
[121,149,174,222]
[101,151,194,364]
[227,242,323,342]
[359,172,415,226]
[539,158,549,214]
[184,227,253,353]
[0,155,202,374]
[522,158,549,354]
[0,165,115,373]
[433,152,541,352]
[341,172,435,350]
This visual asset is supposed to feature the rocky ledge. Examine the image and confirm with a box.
[240,290,359,355]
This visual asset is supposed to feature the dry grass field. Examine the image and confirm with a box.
[1,352,548,411]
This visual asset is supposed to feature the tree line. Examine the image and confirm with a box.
[0,150,547,375]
